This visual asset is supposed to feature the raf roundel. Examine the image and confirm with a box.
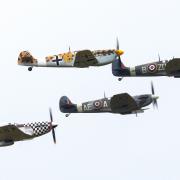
[93,100,102,109]
[147,64,157,73]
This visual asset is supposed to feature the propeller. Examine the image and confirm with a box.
[104,91,106,98]
[158,53,161,62]
[151,82,159,109]
[116,38,121,61]
[116,37,119,51]
[49,108,57,144]
[115,37,124,61]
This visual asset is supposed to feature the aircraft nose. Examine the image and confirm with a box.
[152,95,159,100]
[115,49,124,56]
[52,124,58,129]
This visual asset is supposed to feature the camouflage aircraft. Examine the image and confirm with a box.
[112,39,180,81]
[59,83,158,117]
[0,109,57,147]
[18,46,124,71]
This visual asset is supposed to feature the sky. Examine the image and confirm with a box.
[0,0,180,179]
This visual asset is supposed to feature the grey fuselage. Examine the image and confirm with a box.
[112,58,180,77]
[59,94,154,115]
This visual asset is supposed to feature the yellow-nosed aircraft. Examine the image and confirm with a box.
[18,43,124,71]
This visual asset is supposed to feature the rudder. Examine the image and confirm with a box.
[112,58,130,76]
[18,51,37,65]
[59,96,77,113]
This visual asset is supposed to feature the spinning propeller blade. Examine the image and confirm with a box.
[151,81,155,95]
[116,37,119,50]
[116,38,121,61]
[115,37,124,61]
[49,108,57,144]
[158,53,161,62]
[151,82,159,109]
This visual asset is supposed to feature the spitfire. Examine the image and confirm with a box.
[18,47,123,71]
[59,82,158,117]
[112,39,180,80]
[0,109,57,147]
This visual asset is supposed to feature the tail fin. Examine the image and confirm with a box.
[18,51,37,65]
[59,96,77,113]
[112,58,129,76]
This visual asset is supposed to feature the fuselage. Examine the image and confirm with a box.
[17,121,52,139]
[112,58,180,77]
[0,121,57,147]
[77,95,153,113]
[77,98,112,113]
[18,49,118,68]
[59,94,155,115]
[130,61,168,76]
[4,122,53,143]
[113,60,168,77]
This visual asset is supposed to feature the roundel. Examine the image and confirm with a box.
[147,63,157,73]
[93,100,102,109]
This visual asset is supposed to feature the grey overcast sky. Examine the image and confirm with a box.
[0,0,180,179]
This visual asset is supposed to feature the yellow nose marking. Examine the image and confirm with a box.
[115,50,124,56]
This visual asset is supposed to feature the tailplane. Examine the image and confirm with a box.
[59,96,77,113]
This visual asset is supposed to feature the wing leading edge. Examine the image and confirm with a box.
[0,125,32,142]
[165,58,180,75]
[74,50,98,67]
[110,93,138,114]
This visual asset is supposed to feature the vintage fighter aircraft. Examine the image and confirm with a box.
[59,82,158,117]
[18,46,124,71]
[112,39,180,81]
[0,109,57,147]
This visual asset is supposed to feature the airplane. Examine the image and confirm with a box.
[112,39,180,81]
[17,46,124,71]
[59,82,158,117]
[0,109,57,147]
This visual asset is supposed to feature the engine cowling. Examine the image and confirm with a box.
[0,140,14,147]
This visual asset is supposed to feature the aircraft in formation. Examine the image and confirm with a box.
[17,38,180,81]
[59,82,158,117]
[0,109,57,147]
[11,39,180,147]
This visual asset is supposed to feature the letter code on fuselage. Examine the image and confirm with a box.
[141,63,166,74]
[82,99,109,112]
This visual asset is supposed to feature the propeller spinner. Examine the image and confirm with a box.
[115,38,124,59]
